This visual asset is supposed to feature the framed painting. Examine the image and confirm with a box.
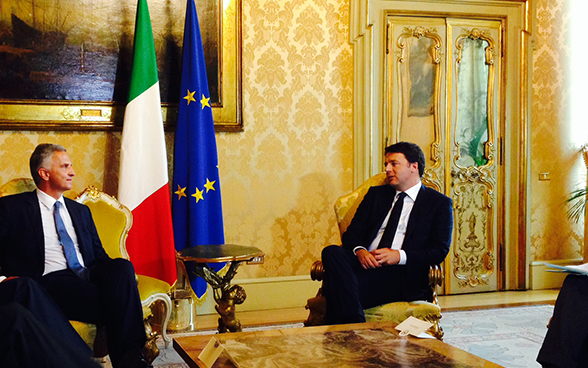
[0,0,242,131]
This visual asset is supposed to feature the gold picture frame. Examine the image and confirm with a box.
[0,0,242,132]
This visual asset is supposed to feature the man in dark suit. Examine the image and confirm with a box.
[0,276,99,368]
[0,144,150,368]
[322,141,453,324]
[537,274,588,368]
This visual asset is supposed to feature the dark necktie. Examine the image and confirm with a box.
[377,192,407,249]
[54,201,87,279]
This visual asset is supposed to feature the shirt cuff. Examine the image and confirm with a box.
[0,276,6,283]
[353,246,368,255]
[397,250,407,265]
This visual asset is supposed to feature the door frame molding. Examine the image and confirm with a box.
[349,0,535,291]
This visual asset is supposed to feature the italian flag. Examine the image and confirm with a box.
[118,0,177,285]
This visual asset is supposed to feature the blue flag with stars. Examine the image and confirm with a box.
[172,0,225,300]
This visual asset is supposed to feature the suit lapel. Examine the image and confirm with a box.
[367,186,396,243]
[65,199,88,261]
[25,191,45,262]
[404,184,427,243]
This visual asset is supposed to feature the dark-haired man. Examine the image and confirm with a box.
[0,144,150,368]
[322,141,453,324]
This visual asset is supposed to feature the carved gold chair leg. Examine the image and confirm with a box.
[141,308,159,363]
[423,313,444,341]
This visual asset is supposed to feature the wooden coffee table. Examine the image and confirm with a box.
[173,321,503,367]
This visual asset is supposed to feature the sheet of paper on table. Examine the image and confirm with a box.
[198,337,224,368]
[395,316,433,337]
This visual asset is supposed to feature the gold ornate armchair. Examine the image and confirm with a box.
[76,185,172,361]
[0,177,37,197]
[304,173,445,340]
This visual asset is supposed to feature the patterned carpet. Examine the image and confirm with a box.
[440,304,554,368]
[144,304,554,368]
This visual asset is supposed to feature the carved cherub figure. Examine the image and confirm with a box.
[214,284,246,333]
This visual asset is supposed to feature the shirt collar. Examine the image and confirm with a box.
[401,180,422,202]
[36,188,64,210]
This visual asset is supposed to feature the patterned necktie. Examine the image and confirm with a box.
[54,201,87,279]
[377,192,407,249]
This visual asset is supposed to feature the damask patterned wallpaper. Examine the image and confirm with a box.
[215,0,354,277]
[0,132,110,193]
[531,0,585,262]
[0,0,353,279]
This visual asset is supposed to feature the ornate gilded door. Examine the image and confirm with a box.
[386,16,503,294]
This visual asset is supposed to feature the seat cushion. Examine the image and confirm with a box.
[363,301,441,324]
[70,320,97,348]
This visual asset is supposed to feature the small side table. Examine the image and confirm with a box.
[177,244,265,333]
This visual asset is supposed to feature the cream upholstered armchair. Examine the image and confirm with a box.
[304,173,445,340]
[76,185,172,361]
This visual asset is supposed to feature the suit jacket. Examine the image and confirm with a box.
[341,183,453,299]
[0,191,110,280]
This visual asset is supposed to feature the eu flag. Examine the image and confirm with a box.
[172,0,225,300]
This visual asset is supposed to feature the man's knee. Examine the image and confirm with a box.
[322,244,343,259]
[322,244,354,261]
[0,276,43,299]
[109,258,136,275]
[7,276,37,289]
[93,258,137,286]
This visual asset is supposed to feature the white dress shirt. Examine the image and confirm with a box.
[37,189,86,275]
[354,181,421,265]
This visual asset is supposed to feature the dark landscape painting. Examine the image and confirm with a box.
[0,0,220,104]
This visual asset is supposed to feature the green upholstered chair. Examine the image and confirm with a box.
[304,173,445,340]
[76,186,172,362]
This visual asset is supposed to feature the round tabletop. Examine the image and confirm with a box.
[177,244,264,263]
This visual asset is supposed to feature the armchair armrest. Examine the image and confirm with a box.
[310,260,443,289]
[429,264,444,288]
[310,260,324,282]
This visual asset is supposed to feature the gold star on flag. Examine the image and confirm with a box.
[200,94,211,109]
[175,185,187,200]
[184,90,196,105]
[192,187,204,203]
[204,178,216,193]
